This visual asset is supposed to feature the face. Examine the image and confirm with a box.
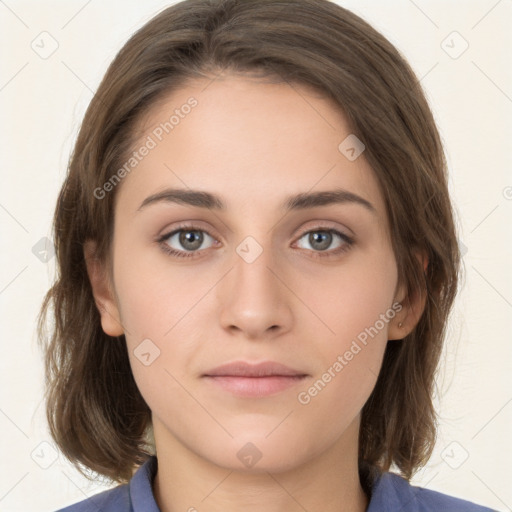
[88,73,410,473]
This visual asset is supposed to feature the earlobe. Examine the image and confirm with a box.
[388,298,407,341]
[388,251,429,340]
[388,291,427,340]
[83,239,124,337]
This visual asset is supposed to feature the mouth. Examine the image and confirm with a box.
[202,360,309,397]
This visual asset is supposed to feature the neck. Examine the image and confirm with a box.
[152,416,370,512]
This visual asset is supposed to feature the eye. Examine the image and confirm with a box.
[157,224,354,260]
[294,228,354,258]
[157,225,217,259]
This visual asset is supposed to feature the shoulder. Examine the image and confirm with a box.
[55,483,131,512]
[368,471,498,512]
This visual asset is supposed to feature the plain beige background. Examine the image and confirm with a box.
[0,0,511,510]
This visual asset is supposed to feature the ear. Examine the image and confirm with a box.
[388,251,429,340]
[83,239,124,337]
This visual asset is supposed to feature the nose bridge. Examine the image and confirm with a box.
[235,236,278,294]
[217,233,292,336]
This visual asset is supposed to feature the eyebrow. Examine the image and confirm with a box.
[137,187,376,214]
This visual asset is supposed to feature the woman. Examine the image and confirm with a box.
[38,0,498,510]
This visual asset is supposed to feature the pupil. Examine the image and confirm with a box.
[180,230,203,250]
[311,231,331,251]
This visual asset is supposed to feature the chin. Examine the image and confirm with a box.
[198,432,314,475]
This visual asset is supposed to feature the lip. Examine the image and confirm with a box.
[202,361,309,398]
[203,360,307,377]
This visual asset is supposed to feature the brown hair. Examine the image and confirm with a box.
[38,0,460,485]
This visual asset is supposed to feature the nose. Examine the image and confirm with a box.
[217,241,293,340]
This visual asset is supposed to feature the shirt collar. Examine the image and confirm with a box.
[129,455,160,512]
[366,471,419,512]
[129,455,418,512]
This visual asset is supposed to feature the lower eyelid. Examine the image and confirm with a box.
[158,229,216,249]
[158,226,354,257]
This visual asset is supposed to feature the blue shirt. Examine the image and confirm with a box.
[57,456,497,511]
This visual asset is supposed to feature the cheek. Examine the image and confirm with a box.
[112,238,209,341]
[109,241,193,391]
[293,244,397,400]
[113,221,397,399]
[298,244,397,350]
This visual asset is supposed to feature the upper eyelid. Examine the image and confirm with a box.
[158,222,214,238]
[159,220,353,239]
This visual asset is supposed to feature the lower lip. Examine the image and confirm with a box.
[203,375,307,397]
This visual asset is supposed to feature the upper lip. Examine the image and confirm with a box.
[203,361,307,377]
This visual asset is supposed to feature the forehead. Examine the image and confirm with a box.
[115,74,385,218]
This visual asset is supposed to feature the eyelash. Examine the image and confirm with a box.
[156,224,355,260]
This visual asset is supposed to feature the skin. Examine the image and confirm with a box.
[85,73,425,512]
